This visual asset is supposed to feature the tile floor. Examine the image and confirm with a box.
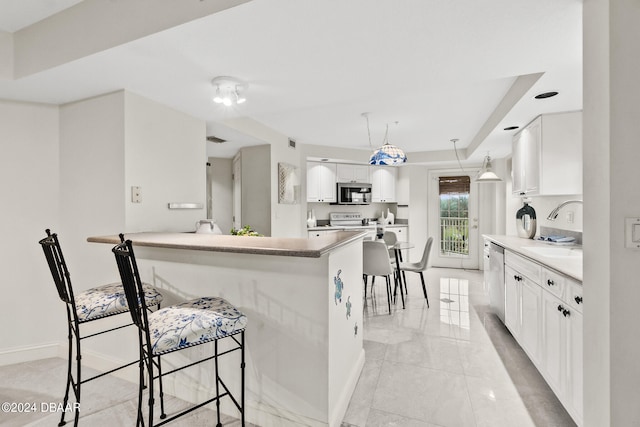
[343,267,576,427]
[0,268,575,426]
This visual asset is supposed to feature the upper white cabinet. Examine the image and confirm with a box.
[336,164,370,183]
[371,166,397,203]
[512,111,582,196]
[307,161,337,203]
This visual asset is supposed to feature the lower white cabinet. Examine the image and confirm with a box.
[504,262,541,365]
[504,250,583,426]
[504,265,520,338]
[307,229,339,238]
[541,290,565,394]
[520,277,542,365]
[568,308,583,425]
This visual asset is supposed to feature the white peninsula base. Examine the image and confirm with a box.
[89,232,365,427]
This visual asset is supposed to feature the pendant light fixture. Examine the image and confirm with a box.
[363,113,407,166]
[476,154,502,182]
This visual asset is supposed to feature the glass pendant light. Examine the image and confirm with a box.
[363,114,407,166]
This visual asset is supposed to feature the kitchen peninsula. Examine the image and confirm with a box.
[88,231,366,427]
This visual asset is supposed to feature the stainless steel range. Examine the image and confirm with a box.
[329,212,367,227]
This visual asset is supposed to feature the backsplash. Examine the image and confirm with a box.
[307,202,399,223]
[507,194,583,238]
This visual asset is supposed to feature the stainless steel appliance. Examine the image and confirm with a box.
[336,182,372,205]
[488,242,505,321]
[329,212,367,227]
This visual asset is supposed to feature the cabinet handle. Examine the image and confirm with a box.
[557,304,564,312]
[563,309,571,317]
[575,296,583,304]
[547,279,555,286]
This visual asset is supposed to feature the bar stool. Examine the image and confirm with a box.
[112,237,247,426]
[39,229,164,426]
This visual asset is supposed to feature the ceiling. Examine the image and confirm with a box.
[0,0,583,161]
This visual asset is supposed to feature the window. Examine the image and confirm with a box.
[439,176,470,256]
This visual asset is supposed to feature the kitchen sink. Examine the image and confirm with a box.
[521,246,582,258]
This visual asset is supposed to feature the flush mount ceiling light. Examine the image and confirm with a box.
[211,76,247,106]
[476,154,503,183]
[362,113,407,166]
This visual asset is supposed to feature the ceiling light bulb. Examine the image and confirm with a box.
[222,97,232,106]
[234,86,246,104]
[213,86,223,103]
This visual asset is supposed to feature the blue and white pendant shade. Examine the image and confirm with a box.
[369,142,407,166]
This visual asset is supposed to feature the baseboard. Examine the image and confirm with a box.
[329,349,365,427]
[0,342,61,366]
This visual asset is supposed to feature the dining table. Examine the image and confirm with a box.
[386,240,415,309]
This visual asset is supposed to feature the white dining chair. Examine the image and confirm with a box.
[363,240,395,314]
[398,237,434,307]
[382,231,407,294]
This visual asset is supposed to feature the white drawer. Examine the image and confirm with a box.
[541,268,566,299]
[566,279,583,313]
[506,250,542,283]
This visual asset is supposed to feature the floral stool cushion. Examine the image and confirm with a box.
[148,297,248,355]
[75,282,164,322]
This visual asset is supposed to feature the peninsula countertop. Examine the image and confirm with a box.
[88,230,367,258]
[484,234,582,282]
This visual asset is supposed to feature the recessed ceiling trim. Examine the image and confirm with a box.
[465,72,544,158]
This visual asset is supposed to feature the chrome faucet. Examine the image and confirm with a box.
[546,200,583,221]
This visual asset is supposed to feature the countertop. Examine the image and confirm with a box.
[484,235,582,282]
[88,231,367,258]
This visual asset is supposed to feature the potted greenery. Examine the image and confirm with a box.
[230,225,263,237]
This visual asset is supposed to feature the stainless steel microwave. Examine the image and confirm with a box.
[336,182,372,205]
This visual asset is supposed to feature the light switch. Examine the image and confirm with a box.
[634,224,640,242]
[625,218,640,249]
[131,186,141,203]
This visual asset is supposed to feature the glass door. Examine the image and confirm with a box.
[428,170,479,269]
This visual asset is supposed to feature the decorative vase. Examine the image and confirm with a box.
[311,209,317,227]
[516,200,537,239]
[386,208,395,225]
[307,211,316,228]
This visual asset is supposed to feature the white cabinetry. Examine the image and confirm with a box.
[520,277,542,364]
[504,265,520,338]
[307,162,337,203]
[336,164,370,183]
[385,225,407,239]
[505,252,542,364]
[371,166,397,202]
[512,111,582,196]
[503,250,583,426]
[541,273,583,427]
[308,229,340,238]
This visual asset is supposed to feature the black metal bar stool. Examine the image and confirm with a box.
[39,229,164,426]
[112,237,247,426]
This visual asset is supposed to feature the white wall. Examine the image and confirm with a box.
[0,90,209,368]
[59,91,126,289]
[224,117,303,238]
[0,30,12,79]
[407,165,430,263]
[584,1,640,425]
[239,145,271,236]
[0,99,63,361]
[124,91,206,232]
[209,157,233,234]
